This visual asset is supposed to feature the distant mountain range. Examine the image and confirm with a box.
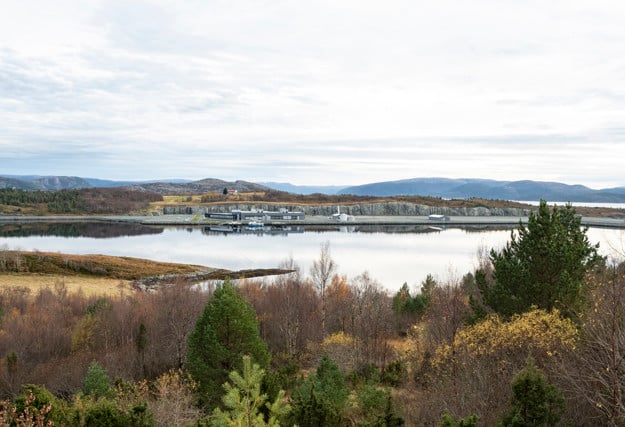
[259,182,347,195]
[0,175,191,191]
[124,178,268,195]
[337,178,625,203]
[3,175,625,203]
[0,175,267,195]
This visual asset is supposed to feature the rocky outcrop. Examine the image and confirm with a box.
[161,203,532,217]
[126,179,269,195]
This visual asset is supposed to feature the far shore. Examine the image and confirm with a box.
[1,214,624,228]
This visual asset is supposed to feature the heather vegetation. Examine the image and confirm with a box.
[0,201,623,425]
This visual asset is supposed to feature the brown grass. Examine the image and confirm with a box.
[0,251,207,296]
[6,251,207,279]
[0,273,133,296]
[0,251,292,295]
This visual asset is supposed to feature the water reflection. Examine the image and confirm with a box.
[0,223,621,292]
[0,222,163,238]
[202,225,305,236]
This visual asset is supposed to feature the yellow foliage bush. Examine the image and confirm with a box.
[320,331,358,371]
[433,308,578,370]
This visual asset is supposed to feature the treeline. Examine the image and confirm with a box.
[0,188,162,214]
[0,201,624,425]
[0,268,402,425]
[0,257,623,425]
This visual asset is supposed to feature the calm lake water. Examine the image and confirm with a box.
[1,223,623,292]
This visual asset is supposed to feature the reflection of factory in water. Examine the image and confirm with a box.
[203,224,304,236]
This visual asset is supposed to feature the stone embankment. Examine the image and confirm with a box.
[131,268,295,290]
[161,202,533,217]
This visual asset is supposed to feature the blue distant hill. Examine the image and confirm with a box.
[4,175,625,203]
[338,178,625,203]
[0,175,191,191]
[259,182,347,195]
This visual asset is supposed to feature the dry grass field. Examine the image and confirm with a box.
[0,251,209,296]
[0,273,133,296]
[0,251,292,296]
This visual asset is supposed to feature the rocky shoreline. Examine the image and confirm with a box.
[2,213,624,228]
[161,202,534,217]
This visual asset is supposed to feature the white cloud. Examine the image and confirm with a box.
[1,0,624,186]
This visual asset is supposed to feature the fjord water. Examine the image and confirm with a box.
[1,224,623,292]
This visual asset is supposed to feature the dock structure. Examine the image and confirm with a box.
[205,209,305,222]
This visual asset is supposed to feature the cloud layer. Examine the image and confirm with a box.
[1,0,625,187]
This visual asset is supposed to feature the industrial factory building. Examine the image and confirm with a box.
[205,209,305,222]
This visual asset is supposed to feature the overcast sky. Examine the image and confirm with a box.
[1,1,625,188]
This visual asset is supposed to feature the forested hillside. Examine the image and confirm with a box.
[0,188,162,214]
[0,202,623,425]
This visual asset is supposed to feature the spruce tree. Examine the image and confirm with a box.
[83,360,113,399]
[186,279,270,408]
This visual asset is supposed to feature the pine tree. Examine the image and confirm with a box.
[212,355,290,426]
[477,200,602,318]
[289,355,349,427]
[186,279,270,408]
[498,358,565,426]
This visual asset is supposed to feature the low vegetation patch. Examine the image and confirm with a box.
[0,250,205,279]
[0,273,131,296]
[0,251,294,295]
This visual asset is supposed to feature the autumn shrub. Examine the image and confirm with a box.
[13,384,71,426]
[558,264,625,425]
[320,331,357,372]
[0,391,52,427]
[411,309,577,426]
[344,383,404,427]
[432,308,578,374]
[145,369,203,427]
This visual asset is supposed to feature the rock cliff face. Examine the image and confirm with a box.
[161,203,532,217]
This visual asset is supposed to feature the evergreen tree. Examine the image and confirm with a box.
[289,355,349,427]
[498,358,565,427]
[439,413,479,427]
[186,279,270,408]
[83,360,113,399]
[477,200,602,318]
[212,355,290,426]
